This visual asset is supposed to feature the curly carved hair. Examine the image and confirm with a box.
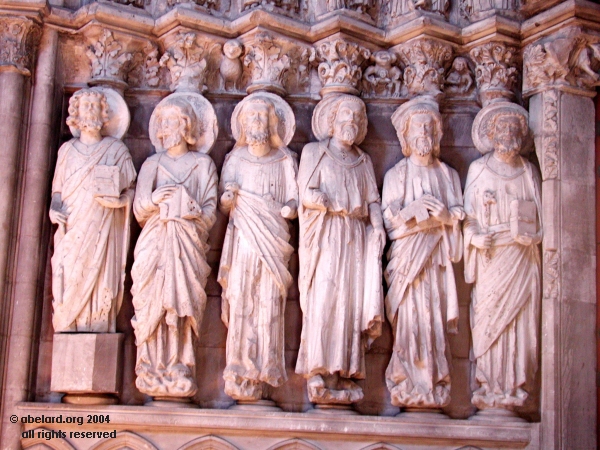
[394,106,443,158]
[66,89,110,130]
[484,110,528,142]
[325,95,368,144]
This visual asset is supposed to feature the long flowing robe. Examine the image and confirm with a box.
[131,151,217,397]
[217,146,298,399]
[463,153,542,409]
[51,137,136,333]
[382,158,463,408]
[296,140,383,382]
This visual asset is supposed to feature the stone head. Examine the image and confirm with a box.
[223,40,243,59]
[392,101,442,159]
[238,97,283,149]
[66,89,109,135]
[154,97,200,151]
[486,110,528,161]
[326,96,368,146]
[372,50,396,69]
[451,57,469,73]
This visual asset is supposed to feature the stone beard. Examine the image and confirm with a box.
[131,96,218,398]
[464,108,542,410]
[296,95,384,404]
[382,101,464,409]
[50,89,136,333]
[217,96,299,401]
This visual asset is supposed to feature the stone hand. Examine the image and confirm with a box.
[422,196,451,223]
[220,190,236,207]
[225,182,240,193]
[151,185,178,204]
[311,190,329,210]
[471,233,494,249]
[95,195,127,208]
[49,207,67,225]
[281,200,298,219]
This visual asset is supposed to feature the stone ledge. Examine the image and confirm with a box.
[17,402,537,448]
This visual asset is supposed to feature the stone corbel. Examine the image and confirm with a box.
[313,37,371,96]
[469,41,519,106]
[394,38,453,99]
[523,27,600,98]
[0,16,41,77]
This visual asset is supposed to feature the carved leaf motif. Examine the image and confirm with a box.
[160,32,208,92]
[128,42,161,88]
[542,90,559,180]
[314,39,371,92]
[0,17,41,76]
[469,42,518,93]
[543,250,559,299]
[397,39,452,97]
[86,29,134,83]
[243,33,290,90]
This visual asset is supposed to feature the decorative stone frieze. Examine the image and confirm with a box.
[444,56,475,97]
[388,0,449,20]
[539,89,559,180]
[128,42,161,89]
[86,29,135,90]
[326,0,370,14]
[469,42,519,106]
[313,38,371,96]
[243,32,291,95]
[242,0,300,14]
[361,50,402,98]
[523,29,600,97]
[160,31,210,93]
[396,38,452,98]
[460,0,522,22]
[0,16,41,76]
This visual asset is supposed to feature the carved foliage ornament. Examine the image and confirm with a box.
[524,31,600,94]
[469,42,518,105]
[397,38,452,97]
[128,42,161,89]
[160,31,208,93]
[86,29,135,85]
[313,39,371,95]
[244,32,291,95]
[540,90,559,180]
[0,17,41,76]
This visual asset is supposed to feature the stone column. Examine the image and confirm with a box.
[0,15,42,448]
[524,27,598,449]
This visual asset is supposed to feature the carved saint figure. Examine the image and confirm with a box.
[391,0,449,17]
[218,93,299,402]
[383,98,464,410]
[445,57,474,96]
[362,50,402,97]
[131,94,218,399]
[464,102,542,411]
[50,88,136,333]
[327,0,370,14]
[296,94,384,405]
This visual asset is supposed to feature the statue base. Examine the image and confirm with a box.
[469,408,527,423]
[397,408,450,421]
[307,404,358,416]
[51,333,123,399]
[229,399,281,412]
[62,394,118,405]
[146,397,197,409]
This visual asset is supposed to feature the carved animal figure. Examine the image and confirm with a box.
[362,50,402,97]
[220,40,244,91]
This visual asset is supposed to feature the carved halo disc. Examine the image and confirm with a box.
[69,87,131,140]
[311,93,368,145]
[149,92,218,154]
[231,92,296,146]
[472,102,533,155]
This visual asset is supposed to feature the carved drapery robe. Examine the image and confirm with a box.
[51,137,136,333]
[464,153,542,409]
[131,151,217,397]
[296,140,383,386]
[218,147,298,399]
[382,158,463,408]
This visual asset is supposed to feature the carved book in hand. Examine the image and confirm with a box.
[510,199,537,239]
[93,165,120,198]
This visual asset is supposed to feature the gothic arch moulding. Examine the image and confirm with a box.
[89,431,159,450]
[177,435,239,450]
[360,444,403,450]
[266,438,322,450]
[22,428,76,450]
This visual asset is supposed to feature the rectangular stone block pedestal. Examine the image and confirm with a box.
[51,333,124,396]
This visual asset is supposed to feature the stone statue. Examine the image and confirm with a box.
[327,0,370,14]
[390,0,449,17]
[296,94,384,407]
[362,50,402,97]
[218,92,299,403]
[50,87,136,333]
[464,102,542,415]
[382,97,464,412]
[131,93,219,400]
[445,57,474,96]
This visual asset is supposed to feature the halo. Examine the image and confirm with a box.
[231,92,295,146]
[311,93,368,145]
[69,86,130,139]
[390,96,441,151]
[149,92,218,154]
[472,102,533,155]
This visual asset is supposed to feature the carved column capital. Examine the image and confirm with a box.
[523,28,600,98]
[86,29,135,91]
[313,38,371,96]
[0,16,41,77]
[243,32,291,96]
[160,31,209,93]
[469,41,519,106]
[396,38,453,98]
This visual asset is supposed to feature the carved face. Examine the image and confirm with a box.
[407,112,435,157]
[332,101,364,145]
[374,51,394,68]
[492,114,523,159]
[156,106,189,150]
[77,94,104,133]
[223,40,243,59]
[242,101,270,145]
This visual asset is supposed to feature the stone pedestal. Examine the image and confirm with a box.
[51,333,123,404]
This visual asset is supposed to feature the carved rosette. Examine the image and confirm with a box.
[0,17,41,77]
[243,32,291,95]
[313,39,371,96]
[160,31,209,93]
[396,38,453,98]
[86,29,135,90]
[469,42,519,106]
[523,29,600,97]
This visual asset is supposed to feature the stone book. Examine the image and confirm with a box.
[93,165,120,198]
[510,199,537,239]
[159,186,199,221]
